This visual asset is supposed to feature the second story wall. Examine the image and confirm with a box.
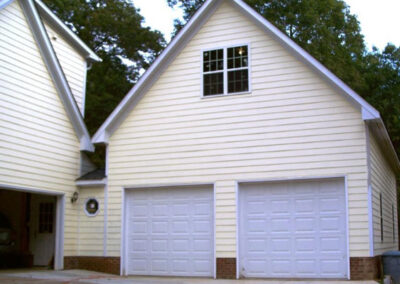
[44,21,88,115]
[0,0,81,256]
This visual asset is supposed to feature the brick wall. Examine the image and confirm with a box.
[63,256,382,280]
[64,256,120,275]
[350,256,382,280]
[216,258,236,279]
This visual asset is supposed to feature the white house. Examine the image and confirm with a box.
[91,0,399,280]
[0,0,398,280]
[0,0,100,270]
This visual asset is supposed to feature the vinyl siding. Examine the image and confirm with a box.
[77,186,105,256]
[370,129,398,255]
[44,22,87,115]
[0,1,80,256]
[107,1,369,258]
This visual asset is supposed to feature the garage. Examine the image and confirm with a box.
[239,178,348,279]
[124,185,214,277]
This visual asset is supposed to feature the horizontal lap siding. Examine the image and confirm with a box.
[44,22,87,115]
[78,187,105,256]
[107,1,369,258]
[370,131,398,255]
[0,1,80,255]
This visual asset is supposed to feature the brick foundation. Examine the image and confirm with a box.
[216,257,236,279]
[64,256,120,275]
[63,256,382,280]
[350,256,382,280]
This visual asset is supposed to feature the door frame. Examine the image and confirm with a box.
[235,175,349,280]
[0,184,65,270]
[121,182,216,277]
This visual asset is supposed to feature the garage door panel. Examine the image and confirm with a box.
[239,179,347,279]
[125,186,214,277]
[295,259,317,276]
[271,259,292,275]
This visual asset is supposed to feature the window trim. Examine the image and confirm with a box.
[84,197,100,217]
[201,43,252,98]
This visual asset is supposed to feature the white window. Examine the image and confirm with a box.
[84,198,99,217]
[203,45,249,96]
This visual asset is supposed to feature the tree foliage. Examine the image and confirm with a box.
[362,44,400,151]
[43,0,166,134]
[168,0,400,156]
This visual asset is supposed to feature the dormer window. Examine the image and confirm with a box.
[203,45,249,97]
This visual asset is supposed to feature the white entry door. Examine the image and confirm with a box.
[30,194,56,266]
[239,179,348,279]
[125,185,214,277]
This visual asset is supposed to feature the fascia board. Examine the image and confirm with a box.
[0,0,14,9]
[76,178,107,187]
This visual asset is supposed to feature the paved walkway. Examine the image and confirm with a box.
[0,269,378,284]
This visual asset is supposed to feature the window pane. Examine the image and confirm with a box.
[203,49,223,72]
[228,70,248,93]
[203,51,210,61]
[204,72,223,96]
[210,50,217,60]
[218,49,223,60]
[203,62,209,72]
[210,61,216,71]
[227,46,248,69]
[218,60,223,70]
[39,202,54,233]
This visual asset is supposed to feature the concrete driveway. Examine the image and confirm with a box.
[0,269,378,284]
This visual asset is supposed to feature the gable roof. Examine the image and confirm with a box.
[9,0,95,151]
[91,0,399,171]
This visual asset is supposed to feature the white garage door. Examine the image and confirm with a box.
[239,179,347,279]
[125,185,214,276]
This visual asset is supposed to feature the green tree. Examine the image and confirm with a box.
[362,44,400,151]
[43,0,166,134]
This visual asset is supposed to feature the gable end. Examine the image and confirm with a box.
[19,0,93,151]
[92,0,381,145]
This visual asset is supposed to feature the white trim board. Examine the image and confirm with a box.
[0,0,13,9]
[365,123,375,256]
[76,178,107,187]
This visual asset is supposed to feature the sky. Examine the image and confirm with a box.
[345,0,400,50]
[134,0,400,51]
